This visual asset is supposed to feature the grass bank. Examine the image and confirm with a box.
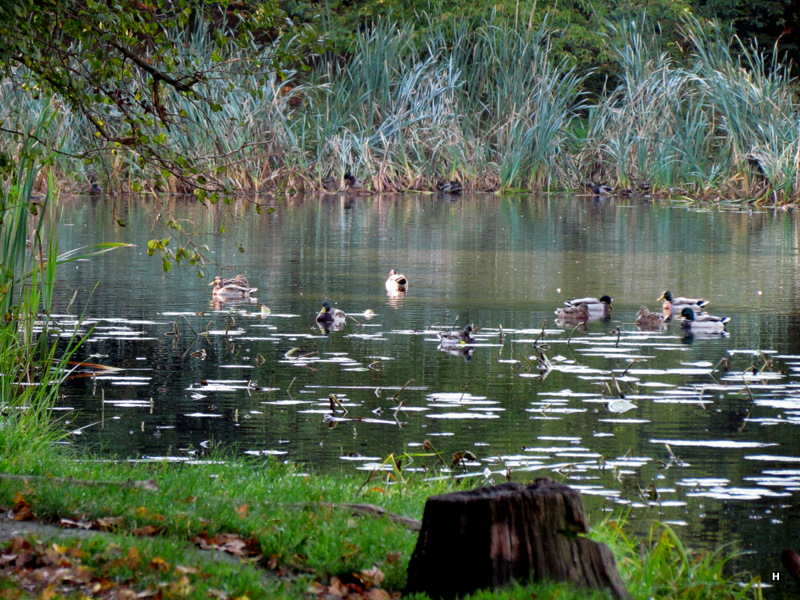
[0,447,764,599]
[2,11,797,203]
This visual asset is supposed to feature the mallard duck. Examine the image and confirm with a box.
[437,325,475,344]
[563,295,613,318]
[321,175,338,191]
[89,182,102,196]
[679,307,730,332]
[344,173,364,190]
[635,305,667,330]
[436,179,463,195]
[316,300,346,324]
[585,182,613,195]
[555,303,590,322]
[659,290,709,315]
[209,275,258,298]
[385,269,408,292]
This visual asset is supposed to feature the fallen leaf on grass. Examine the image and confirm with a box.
[59,518,93,530]
[12,491,34,521]
[191,532,262,560]
[358,566,385,588]
[97,516,126,531]
[132,525,164,537]
[307,574,398,600]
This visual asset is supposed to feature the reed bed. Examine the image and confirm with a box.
[0,11,797,202]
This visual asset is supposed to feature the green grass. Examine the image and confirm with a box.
[0,444,764,600]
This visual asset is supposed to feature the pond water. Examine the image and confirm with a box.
[50,192,800,594]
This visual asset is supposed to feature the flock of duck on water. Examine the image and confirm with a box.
[554,291,730,333]
[209,273,730,343]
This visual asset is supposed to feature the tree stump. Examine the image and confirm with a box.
[405,478,629,599]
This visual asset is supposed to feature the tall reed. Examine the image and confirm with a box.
[0,10,796,201]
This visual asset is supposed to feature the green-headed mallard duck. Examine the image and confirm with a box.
[555,302,590,323]
[564,295,613,318]
[635,305,666,330]
[344,173,364,190]
[585,182,613,196]
[659,291,709,315]
[679,307,729,332]
[385,269,408,292]
[209,275,258,298]
[316,300,346,324]
[436,179,463,195]
[437,324,475,344]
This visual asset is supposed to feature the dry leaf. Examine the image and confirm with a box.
[149,556,169,571]
[97,516,126,531]
[360,566,385,588]
[132,525,162,537]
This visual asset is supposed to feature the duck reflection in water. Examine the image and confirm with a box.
[437,343,474,362]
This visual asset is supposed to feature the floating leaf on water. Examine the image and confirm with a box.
[607,399,637,413]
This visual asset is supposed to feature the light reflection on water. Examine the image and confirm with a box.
[51,193,800,592]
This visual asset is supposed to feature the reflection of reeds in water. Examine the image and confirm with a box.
[1,13,797,201]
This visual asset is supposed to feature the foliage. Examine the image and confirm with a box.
[0,0,325,199]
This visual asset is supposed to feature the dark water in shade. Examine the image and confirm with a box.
[50,193,800,595]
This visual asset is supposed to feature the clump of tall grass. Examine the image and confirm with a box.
[0,113,134,455]
[581,16,799,202]
[0,9,796,201]
[599,518,763,599]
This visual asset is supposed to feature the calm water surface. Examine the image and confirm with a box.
[51,193,800,594]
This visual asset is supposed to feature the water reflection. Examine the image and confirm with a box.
[51,193,800,593]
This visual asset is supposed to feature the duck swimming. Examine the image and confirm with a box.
[555,303,590,322]
[659,290,709,316]
[563,295,613,318]
[209,275,258,298]
[679,307,730,332]
[437,325,475,344]
[316,301,346,324]
[385,269,409,292]
[635,305,667,330]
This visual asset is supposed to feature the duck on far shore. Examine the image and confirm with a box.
[436,179,463,195]
[585,182,613,196]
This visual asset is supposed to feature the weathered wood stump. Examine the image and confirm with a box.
[782,549,800,586]
[405,478,629,599]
